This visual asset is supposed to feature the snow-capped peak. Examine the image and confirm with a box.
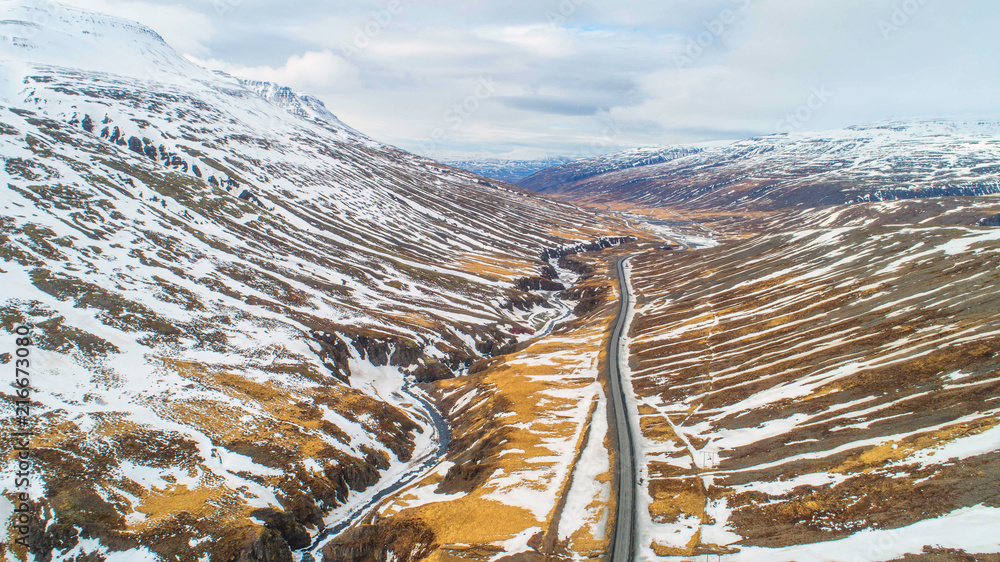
[0,0,374,142]
[0,0,215,85]
[240,79,355,132]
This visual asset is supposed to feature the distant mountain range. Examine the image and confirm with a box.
[517,121,1000,211]
[442,156,574,184]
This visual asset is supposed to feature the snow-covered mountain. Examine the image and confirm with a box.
[520,122,1000,211]
[623,198,1000,559]
[443,156,574,185]
[0,1,630,559]
[0,0,221,90]
[445,146,707,188]
[516,145,706,188]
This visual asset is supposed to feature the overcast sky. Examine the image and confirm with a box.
[58,0,1000,159]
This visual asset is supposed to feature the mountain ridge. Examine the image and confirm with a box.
[519,120,1000,212]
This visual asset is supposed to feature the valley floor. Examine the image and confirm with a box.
[231,198,1000,562]
[618,198,1000,561]
[316,250,634,562]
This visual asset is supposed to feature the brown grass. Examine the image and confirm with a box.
[368,249,629,559]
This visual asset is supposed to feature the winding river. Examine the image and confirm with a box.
[300,260,577,561]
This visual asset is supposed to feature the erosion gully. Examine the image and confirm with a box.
[301,257,579,560]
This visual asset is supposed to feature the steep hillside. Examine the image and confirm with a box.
[520,123,1000,212]
[621,197,1000,560]
[0,2,636,560]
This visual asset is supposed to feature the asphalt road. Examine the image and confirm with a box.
[608,255,639,562]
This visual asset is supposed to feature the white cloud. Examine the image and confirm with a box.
[56,0,1000,157]
[477,24,576,59]
[600,0,1000,142]
[221,51,362,94]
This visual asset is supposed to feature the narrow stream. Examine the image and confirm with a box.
[300,258,576,561]
[535,257,576,338]
[302,379,450,560]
